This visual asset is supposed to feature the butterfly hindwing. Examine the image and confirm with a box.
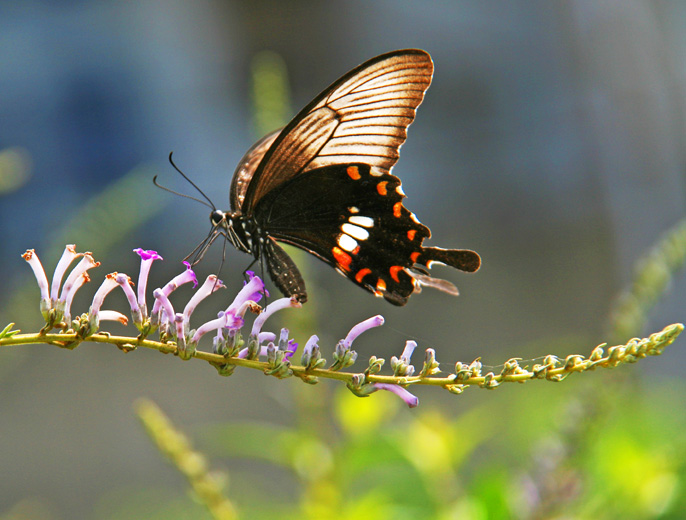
[253,163,478,305]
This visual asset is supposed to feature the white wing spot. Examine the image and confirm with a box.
[349,216,374,228]
[370,166,385,177]
[396,185,405,196]
[338,233,358,252]
[341,223,370,240]
[348,206,360,214]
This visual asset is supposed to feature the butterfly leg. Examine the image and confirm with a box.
[263,237,307,303]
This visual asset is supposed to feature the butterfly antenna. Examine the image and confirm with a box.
[153,175,215,209]
[154,152,217,210]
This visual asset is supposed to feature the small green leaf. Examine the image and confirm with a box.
[0,322,19,339]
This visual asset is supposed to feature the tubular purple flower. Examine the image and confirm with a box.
[134,248,163,309]
[303,335,319,357]
[152,288,175,328]
[400,340,417,363]
[116,273,143,327]
[159,262,198,297]
[226,275,266,316]
[22,249,50,303]
[285,339,298,361]
[183,275,225,322]
[259,332,277,344]
[90,273,121,315]
[301,335,321,368]
[374,383,419,408]
[50,245,81,301]
[250,297,301,337]
[59,253,99,304]
[278,328,289,348]
[63,272,90,323]
[99,310,129,325]
[191,310,243,344]
[115,273,139,312]
[237,343,273,359]
[174,313,186,341]
[343,315,384,348]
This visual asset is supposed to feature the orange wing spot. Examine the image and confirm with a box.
[410,251,421,263]
[376,278,387,292]
[332,246,352,272]
[393,201,402,218]
[407,229,417,241]
[351,246,361,255]
[347,166,361,180]
[389,265,403,283]
[377,181,388,196]
[355,268,372,283]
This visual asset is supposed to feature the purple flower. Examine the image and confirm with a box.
[285,339,298,361]
[259,332,277,344]
[343,315,384,348]
[115,273,143,327]
[227,275,266,314]
[191,309,244,345]
[98,310,129,325]
[150,263,198,319]
[301,335,320,367]
[250,297,301,337]
[152,288,176,328]
[22,249,51,315]
[174,313,191,359]
[63,272,90,323]
[86,272,126,334]
[134,248,163,312]
[400,340,417,363]
[90,273,120,316]
[374,383,419,408]
[235,331,278,359]
[183,275,225,322]
[50,244,81,302]
[158,262,198,297]
[59,253,100,303]
[392,340,417,377]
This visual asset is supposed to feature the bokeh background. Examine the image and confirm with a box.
[1,1,686,518]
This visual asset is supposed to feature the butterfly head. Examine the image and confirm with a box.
[210,210,257,256]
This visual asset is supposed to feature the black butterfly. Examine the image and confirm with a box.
[207,49,480,306]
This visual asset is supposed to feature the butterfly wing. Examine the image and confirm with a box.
[230,129,281,211]
[253,163,480,306]
[241,49,434,214]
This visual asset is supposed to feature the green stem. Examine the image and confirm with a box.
[2,322,681,391]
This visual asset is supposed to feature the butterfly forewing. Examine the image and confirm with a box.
[230,129,280,210]
[241,49,434,214]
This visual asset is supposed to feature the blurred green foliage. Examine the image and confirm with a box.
[114,379,686,520]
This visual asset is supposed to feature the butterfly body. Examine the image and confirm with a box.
[211,49,480,305]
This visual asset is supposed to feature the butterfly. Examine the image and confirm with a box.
[206,49,480,306]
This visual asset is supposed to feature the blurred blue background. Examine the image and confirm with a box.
[1,1,685,518]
